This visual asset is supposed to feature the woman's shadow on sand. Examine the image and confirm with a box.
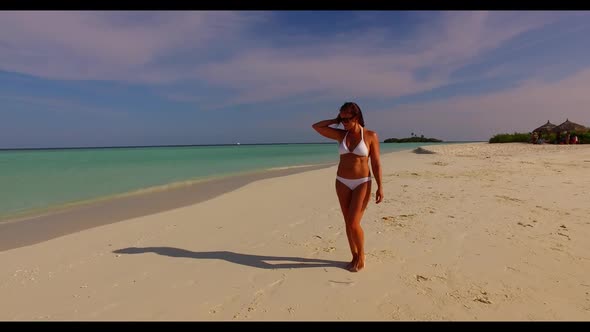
[113,247,348,270]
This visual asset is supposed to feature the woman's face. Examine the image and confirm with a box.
[339,111,357,130]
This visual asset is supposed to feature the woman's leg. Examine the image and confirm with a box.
[347,180,372,272]
[335,179,356,268]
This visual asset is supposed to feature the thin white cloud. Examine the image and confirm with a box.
[368,66,590,141]
[0,93,127,118]
[0,11,261,82]
[0,11,580,108]
[195,11,566,105]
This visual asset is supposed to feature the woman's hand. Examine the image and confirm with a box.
[375,186,384,204]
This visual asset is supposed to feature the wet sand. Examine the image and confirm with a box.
[0,164,333,251]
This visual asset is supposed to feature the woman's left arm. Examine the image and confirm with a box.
[369,132,383,204]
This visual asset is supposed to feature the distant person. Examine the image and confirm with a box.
[312,102,383,272]
[531,132,538,144]
[571,135,579,144]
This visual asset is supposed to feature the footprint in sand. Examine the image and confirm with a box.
[416,275,429,282]
[505,266,520,272]
[381,214,416,227]
[329,280,355,287]
[557,232,571,240]
[471,290,493,305]
[381,216,397,226]
[474,296,493,304]
[496,195,524,203]
[367,249,396,262]
[237,277,286,318]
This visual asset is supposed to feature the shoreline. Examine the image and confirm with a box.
[0,161,338,225]
[0,142,564,251]
[0,143,435,224]
[0,162,338,252]
[0,142,577,251]
[0,145,422,227]
[0,145,417,252]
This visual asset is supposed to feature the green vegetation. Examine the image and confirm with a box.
[543,133,557,143]
[489,131,590,144]
[488,132,531,143]
[384,133,442,143]
[575,132,590,144]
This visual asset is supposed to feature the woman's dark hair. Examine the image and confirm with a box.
[339,102,365,127]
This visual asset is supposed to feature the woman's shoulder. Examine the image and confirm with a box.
[363,128,379,138]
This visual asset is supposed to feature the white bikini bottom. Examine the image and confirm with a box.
[336,176,371,190]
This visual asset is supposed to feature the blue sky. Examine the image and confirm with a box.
[1,11,590,148]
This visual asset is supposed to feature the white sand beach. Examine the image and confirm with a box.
[1,142,589,320]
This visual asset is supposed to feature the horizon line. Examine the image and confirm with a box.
[0,140,485,151]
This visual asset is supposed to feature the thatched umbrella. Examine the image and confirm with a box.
[532,120,556,134]
[552,119,588,133]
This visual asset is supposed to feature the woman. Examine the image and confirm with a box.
[312,102,383,272]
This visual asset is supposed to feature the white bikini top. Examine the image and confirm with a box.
[339,128,369,157]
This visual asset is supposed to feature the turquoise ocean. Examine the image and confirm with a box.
[0,142,456,221]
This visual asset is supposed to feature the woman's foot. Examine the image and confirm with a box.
[346,256,358,271]
[349,256,365,272]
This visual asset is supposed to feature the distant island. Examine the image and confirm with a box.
[384,134,443,143]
